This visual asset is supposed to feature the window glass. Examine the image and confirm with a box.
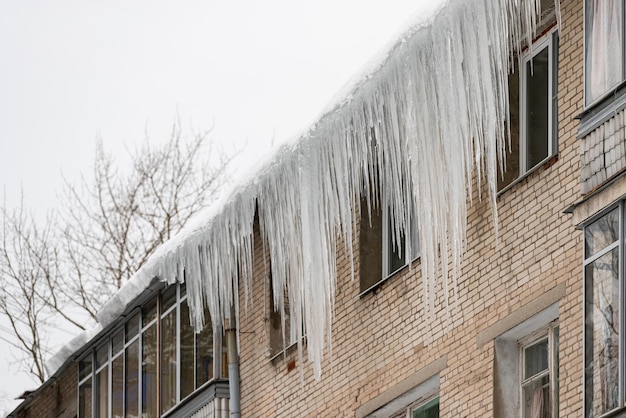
[196,310,214,386]
[142,324,158,418]
[160,309,177,412]
[96,343,108,370]
[180,300,195,399]
[111,355,124,418]
[95,367,108,418]
[585,0,623,104]
[161,284,177,313]
[585,247,620,416]
[584,208,619,258]
[412,397,439,418]
[79,355,93,381]
[125,339,139,418]
[522,338,551,418]
[78,378,92,418]
[112,329,124,356]
[526,47,550,170]
[126,312,140,341]
[142,299,157,327]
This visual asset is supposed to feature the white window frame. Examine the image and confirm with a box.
[519,28,557,173]
[407,395,439,418]
[519,323,559,418]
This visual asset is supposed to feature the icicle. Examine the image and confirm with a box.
[83,0,556,382]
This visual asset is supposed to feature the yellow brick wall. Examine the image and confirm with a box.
[238,1,585,416]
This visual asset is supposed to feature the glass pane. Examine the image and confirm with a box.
[388,217,407,275]
[95,369,108,418]
[523,375,551,418]
[126,313,140,341]
[413,397,439,418]
[96,343,108,370]
[585,0,623,104]
[180,301,195,398]
[111,355,123,418]
[196,311,215,386]
[554,326,560,417]
[142,298,157,328]
[585,209,619,258]
[526,46,550,170]
[112,329,124,355]
[585,248,619,417]
[79,355,93,381]
[499,66,520,190]
[524,338,549,379]
[142,324,158,418]
[79,379,92,418]
[160,309,177,412]
[125,339,139,418]
[161,285,177,313]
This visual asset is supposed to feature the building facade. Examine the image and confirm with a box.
[9,0,626,417]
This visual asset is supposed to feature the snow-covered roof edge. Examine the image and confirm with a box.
[47,0,558,379]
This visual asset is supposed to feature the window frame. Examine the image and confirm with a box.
[408,395,439,418]
[77,283,224,418]
[382,203,420,280]
[584,0,625,108]
[499,26,558,193]
[583,202,625,418]
[518,323,559,418]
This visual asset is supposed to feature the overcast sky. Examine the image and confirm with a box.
[0,0,427,414]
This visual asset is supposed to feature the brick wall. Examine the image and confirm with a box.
[237,1,585,416]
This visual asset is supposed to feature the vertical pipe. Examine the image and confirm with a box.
[227,305,241,418]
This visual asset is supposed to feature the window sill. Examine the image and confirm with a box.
[595,406,626,418]
[497,154,558,196]
[269,337,305,362]
[578,80,626,138]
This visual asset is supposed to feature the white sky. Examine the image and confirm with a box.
[0,0,428,415]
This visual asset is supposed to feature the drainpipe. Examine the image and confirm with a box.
[227,304,241,418]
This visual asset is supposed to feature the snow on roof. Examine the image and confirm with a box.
[46,0,556,379]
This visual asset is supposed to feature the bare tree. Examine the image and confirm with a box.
[0,123,236,382]
[0,203,61,383]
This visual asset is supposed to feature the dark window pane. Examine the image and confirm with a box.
[524,338,549,379]
[79,378,92,418]
[142,324,157,418]
[111,355,123,418]
[161,285,177,313]
[95,368,108,418]
[125,339,139,418]
[526,47,550,170]
[160,310,177,412]
[126,313,140,341]
[359,200,382,292]
[180,300,195,398]
[112,329,124,356]
[585,209,619,258]
[79,355,93,381]
[499,65,521,190]
[388,216,407,275]
[196,312,214,386]
[585,248,619,417]
[142,299,157,328]
[413,397,439,418]
[96,343,108,369]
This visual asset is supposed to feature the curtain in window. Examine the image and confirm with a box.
[585,0,623,103]
[531,387,544,418]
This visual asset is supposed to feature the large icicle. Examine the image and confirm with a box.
[65,0,559,381]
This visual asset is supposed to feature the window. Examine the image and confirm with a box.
[78,283,226,418]
[359,198,420,294]
[411,396,439,418]
[268,272,299,357]
[520,325,559,418]
[584,206,621,417]
[493,307,559,418]
[585,0,623,106]
[499,27,558,190]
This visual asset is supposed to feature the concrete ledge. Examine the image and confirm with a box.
[355,355,447,418]
[476,283,566,347]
